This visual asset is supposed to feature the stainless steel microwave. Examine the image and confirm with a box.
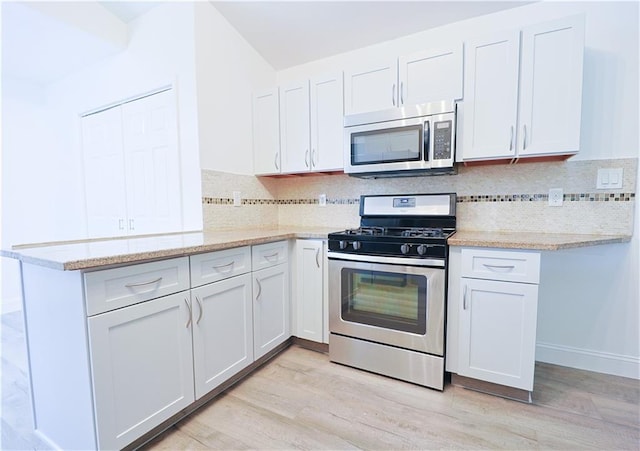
[344,101,456,178]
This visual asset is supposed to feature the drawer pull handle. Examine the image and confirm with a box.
[185,298,192,328]
[482,264,516,272]
[315,248,320,268]
[212,261,234,273]
[256,279,262,300]
[463,285,468,310]
[195,296,203,325]
[263,252,279,262]
[125,277,163,289]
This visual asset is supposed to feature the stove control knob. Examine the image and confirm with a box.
[417,244,427,255]
[352,241,361,250]
[400,243,411,255]
[339,240,348,250]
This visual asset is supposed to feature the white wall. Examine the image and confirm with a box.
[194,2,276,175]
[276,1,639,377]
[1,77,83,312]
[1,2,204,312]
[45,2,202,234]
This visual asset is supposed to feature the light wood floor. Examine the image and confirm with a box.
[2,310,639,450]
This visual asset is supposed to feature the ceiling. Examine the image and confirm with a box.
[211,1,533,70]
[2,1,533,87]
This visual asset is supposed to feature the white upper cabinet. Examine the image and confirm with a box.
[256,73,344,175]
[310,72,344,172]
[344,59,398,115]
[398,45,464,107]
[280,81,311,173]
[253,88,281,175]
[517,16,585,156]
[461,30,521,160]
[344,43,463,116]
[461,16,585,162]
[81,89,182,238]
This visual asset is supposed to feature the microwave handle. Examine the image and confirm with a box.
[423,120,430,162]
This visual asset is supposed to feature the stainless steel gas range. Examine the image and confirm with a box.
[327,193,456,390]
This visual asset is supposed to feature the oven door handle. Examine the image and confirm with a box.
[327,251,445,268]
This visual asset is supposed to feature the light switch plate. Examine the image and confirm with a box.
[233,191,241,207]
[548,188,563,207]
[318,194,327,207]
[597,168,623,189]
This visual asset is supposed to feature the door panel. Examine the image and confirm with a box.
[462,31,520,160]
[81,107,127,238]
[192,274,254,399]
[88,292,194,450]
[121,90,182,234]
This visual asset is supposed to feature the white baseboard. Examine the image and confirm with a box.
[1,296,23,314]
[536,341,640,380]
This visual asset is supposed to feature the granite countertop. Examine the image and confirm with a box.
[448,230,632,251]
[3,227,632,271]
[2,227,336,271]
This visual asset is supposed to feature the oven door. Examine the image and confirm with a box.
[329,257,444,355]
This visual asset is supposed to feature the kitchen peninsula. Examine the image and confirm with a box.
[4,226,631,450]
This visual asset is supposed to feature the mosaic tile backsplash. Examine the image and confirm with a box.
[202,158,637,235]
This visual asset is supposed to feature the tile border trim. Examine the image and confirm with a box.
[203,193,635,206]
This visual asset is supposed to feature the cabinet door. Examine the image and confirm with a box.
[295,240,324,342]
[253,89,281,175]
[192,274,254,399]
[461,30,520,161]
[344,59,397,115]
[81,107,128,238]
[310,73,344,172]
[518,16,585,156]
[253,264,290,359]
[88,292,194,450]
[458,278,538,391]
[398,44,463,106]
[280,81,311,173]
[121,90,183,235]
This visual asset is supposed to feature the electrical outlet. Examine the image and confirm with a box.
[318,194,327,207]
[548,188,563,207]
[233,191,241,207]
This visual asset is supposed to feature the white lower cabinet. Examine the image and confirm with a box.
[253,263,290,359]
[88,291,195,451]
[294,239,327,343]
[458,278,539,391]
[448,246,541,394]
[23,242,293,450]
[191,273,254,399]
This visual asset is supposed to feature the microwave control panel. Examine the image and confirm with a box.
[433,120,452,160]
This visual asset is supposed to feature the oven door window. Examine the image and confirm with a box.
[351,124,422,165]
[341,268,427,334]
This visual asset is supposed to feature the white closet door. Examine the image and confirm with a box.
[121,90,182,235]
[81,107,127,238]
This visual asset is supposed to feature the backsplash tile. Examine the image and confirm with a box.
[201,158,637,234]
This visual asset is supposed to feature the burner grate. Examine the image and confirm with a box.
[345,226,385,236]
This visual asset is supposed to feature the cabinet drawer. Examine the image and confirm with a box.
[85,257,190,316]
[252,241,288,271]
[190,246,251,288]
[461,248,540,284]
